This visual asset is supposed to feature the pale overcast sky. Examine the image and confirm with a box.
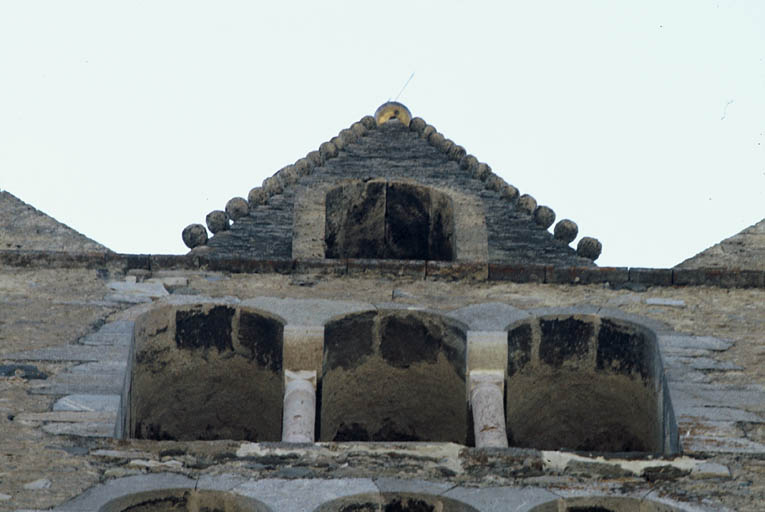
[1,1,763,268]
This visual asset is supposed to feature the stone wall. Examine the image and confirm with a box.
[1,263,764,511]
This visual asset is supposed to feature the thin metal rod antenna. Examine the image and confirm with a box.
[394,72,415,102]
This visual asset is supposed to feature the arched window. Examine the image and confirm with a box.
[325,180,455,261]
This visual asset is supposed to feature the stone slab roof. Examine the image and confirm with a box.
[184,104,601,266]
[676,219,765,271]
[0,190,109,252]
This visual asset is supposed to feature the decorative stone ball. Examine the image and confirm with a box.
[225,197,249,221]
[319,141,338,161]
[577,237,602,260]
[306,150,322,167]
[459,154,478,171]
[533,206,556,229]
[262,175,283,196]
[447,144,466,162]
[277,164,298,186]
[205,210,229,234]
[294,158,313,177]
[360,115,377,130]
[486,174,506,193]
[421,125,436,140]
[350,122,367,137]
[474,162,491,181]
[554,219,579,244]
[429,132,447,152]
[248,187,267,207]
[516,194,537,215]
[500,184,520,202]
[338,128,358,146]
[409,117,426,134]
[330,135,345,151]
[182,224,208,249]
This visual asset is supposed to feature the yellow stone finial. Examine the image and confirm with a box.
[374,102,412,127]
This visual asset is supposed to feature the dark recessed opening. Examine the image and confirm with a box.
[530,496,684,512]
[320,310,467,442]
[315,493,479,512]
[128,305,284,441]
[506,315,676,454]
[325,180,455,261]
[99,489,271,512]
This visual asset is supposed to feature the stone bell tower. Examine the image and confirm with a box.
[1,102,763,511]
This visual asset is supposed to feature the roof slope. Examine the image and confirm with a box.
[0,190,109,252]
[183,104,601,266]
[676,219,765,270]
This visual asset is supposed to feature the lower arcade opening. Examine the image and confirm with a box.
[127,304,284,441]
[320,309,468,443]
[505,315,678,454]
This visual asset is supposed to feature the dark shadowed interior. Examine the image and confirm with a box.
[506,315,674,453]
[314,493,479,512]
[325,180,455,261]
[99,489,271,512]
[128,304,284,441]
[320,310,467,443]
[530,496,683,512]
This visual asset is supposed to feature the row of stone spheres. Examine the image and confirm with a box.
[182,102,603,262]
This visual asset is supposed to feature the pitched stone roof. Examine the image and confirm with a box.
[676,219,765,270]
[183,103,601,266]
[0,190,109,252]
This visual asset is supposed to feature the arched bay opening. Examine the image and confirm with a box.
[530,496,684,512]
[127,304,284,441]
[320,309,467,442]
[99,489,272,512]
[506,315,678,454]
[314,492,479,512]
[325,180,455,261]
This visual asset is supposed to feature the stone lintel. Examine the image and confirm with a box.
[467,331,508,374]
[283,325,324,374]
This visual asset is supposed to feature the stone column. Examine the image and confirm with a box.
[282,370,316,443]
[470,371,508,448]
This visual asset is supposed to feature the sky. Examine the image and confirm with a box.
[1,1,763,268]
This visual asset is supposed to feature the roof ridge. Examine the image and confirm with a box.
[182,104,601,261]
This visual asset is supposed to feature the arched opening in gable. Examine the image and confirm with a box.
[320,310,468,443]
[324,180,455,260]
[127,304,284,441]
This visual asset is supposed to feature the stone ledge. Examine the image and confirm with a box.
[426,260,488,280]
[1,250,763,288]
[0,249,116,268]
[546,266,629,285]
[346,258,426,278]
[672,268,764,288]
[630,267,673,286]
[488,263,548,283]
